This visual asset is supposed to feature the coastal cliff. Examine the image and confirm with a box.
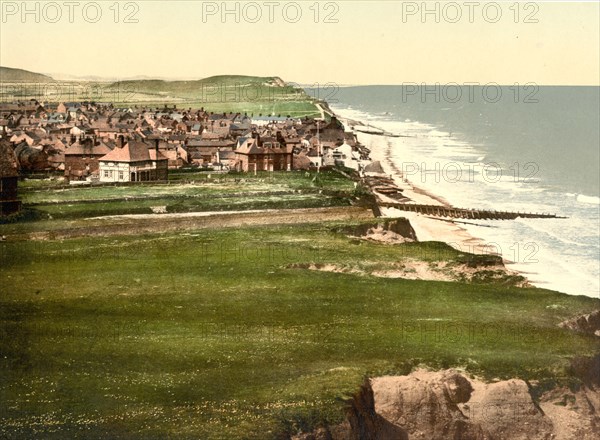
[293,357,600,440]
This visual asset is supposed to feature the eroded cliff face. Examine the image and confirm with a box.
[293,359,600,440]
[334,218,418,243]
[559,310,600,338]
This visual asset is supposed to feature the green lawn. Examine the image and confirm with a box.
[6,171,357,230]
[21,171,356,204]
[1,222,598,439]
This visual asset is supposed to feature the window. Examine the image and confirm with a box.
[119,171,124,180]
[104,170,109,178]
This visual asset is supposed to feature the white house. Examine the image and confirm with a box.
[331,141,360,170]
[98,138,168,182]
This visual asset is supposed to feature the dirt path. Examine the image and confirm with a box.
[16,207,374,241]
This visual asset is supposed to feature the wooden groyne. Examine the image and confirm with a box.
[379,202,566,220]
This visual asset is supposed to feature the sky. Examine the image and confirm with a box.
[1,1,599,85]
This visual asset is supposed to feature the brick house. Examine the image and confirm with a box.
[234,136,293,172]
[64,137,112,181]
[187,139,236,165]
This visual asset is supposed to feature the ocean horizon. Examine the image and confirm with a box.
[319,85,600,298]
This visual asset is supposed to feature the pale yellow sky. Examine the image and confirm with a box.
[1,1,598,85]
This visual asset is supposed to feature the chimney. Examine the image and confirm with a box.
[155,138,159,157]
[117,135,125,148]
[251,131,261,146]
[276,131,285,147]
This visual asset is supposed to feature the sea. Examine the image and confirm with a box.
[317,85,599,298]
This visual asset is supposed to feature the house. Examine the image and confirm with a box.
[0,119,9,136]
[159,146,188,169]
[152,138,188,169]
[234,136,293,172]
[330,141,360,170]
[64,137,112,181]
[306,147,323,168]
[92,120,120,140]
[187,139,236,165]
[0,140,21,216]
[98,137,168,182]
[217,150,236,168]
[191,123,202,135]
[44,112,68,125]
[10,130,45,147]
[229,121,252,137]
[67,107,81,120]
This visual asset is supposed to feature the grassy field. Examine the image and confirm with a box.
[1,172,598,439]
[7,171,357,227]
[1,222,598,439]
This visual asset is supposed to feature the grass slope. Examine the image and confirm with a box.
[1,172,597,438]
[0,72,320,116]
[103,75,316,115]
[0,66,53,83]
[0,224,598,439]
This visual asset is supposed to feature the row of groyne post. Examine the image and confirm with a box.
[361,174,565,220]
[378,202,566,220]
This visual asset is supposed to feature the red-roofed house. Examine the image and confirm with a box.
[98,138,168,182]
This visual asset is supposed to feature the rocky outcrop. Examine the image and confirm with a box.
[559,310,600,337]
[293,367,600,440]
[335,218,417,243]
[370,371,485,440]
[568,354,600,387]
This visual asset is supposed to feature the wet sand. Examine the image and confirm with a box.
[355,129,492,255]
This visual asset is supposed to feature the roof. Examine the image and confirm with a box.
[218,150,235,159]
[64,140,112,156]
[188,139,235,148]
[235,138,293,156]
[235,138,261,155]
[99,141,167,162]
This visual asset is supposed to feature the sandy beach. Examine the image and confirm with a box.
[352,128,495,257]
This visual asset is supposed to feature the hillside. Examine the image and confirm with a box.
[103,74,317,115]
[104,75,299,101]
[0,66,53,82]
[0,69,320,116]
[108,75,283,90]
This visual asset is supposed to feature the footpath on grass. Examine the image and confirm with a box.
[9,206,375,241]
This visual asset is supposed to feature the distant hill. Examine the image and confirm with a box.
[0,70,318,116]
[0,66,54,82]
[102,75,309,111]
[106,75,287,94]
